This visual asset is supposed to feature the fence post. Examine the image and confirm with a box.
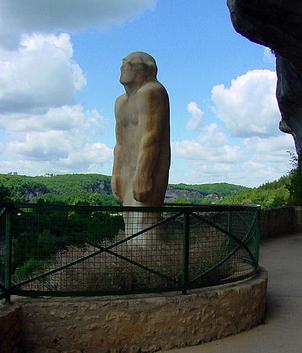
[4,206,12,304]
[182,211,190,294]
[227,209,233,249]
[255,207,261,263]
[227,209,232,235]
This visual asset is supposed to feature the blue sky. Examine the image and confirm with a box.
[0,0,295,186]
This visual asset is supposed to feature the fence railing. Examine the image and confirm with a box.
[0,203,260,301]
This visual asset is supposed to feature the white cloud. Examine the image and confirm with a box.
[2,129,113,174]
[0,1,156,175]
[58,143,113,170]
[186,101,204,130]
[244,134,294,164]
[174,123,242,163]
[173,71,295,187]
[0,105,104,133]
[172,120,295,187]
[0,103,111,173]
[0,0,156,48]
[0,143,113,176]
[5,131,72,161]
[0,33,111,175]
[212,70,281,138]
[0,33,85,113]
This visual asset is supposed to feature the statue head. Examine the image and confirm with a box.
[120,51,158,86]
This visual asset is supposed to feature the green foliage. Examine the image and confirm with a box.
[287,169,302,205]
[0,175,47,202]
[0,173,250,206]
[257,175,289,191]
[0,183,11,202]
[169,182,250,197]
[219,186,289,208]
[0,173,119,205]
[12,207,124,278]
[12,228,70,275]
[219,153,302,208]
[173,198,191,204]
[0,173,263,287]
[14,257,54,279]
[286,153,302,206]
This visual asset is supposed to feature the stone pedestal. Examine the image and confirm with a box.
[124,211,162,246]
[19,269,268,353]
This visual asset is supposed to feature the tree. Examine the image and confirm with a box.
[285,152,302,206]
[0,183,11,202]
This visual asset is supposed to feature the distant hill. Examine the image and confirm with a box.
[0,173,249,205]
[166,182,250,204]
[169,182,249,198]
[0,173,115,205]
[220,175,291,208]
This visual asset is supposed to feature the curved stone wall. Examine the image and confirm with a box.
[260,206,297,239]
[17,268,267,353]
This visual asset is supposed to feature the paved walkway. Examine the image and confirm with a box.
[164,232,302,353]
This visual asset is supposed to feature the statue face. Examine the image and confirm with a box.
[120,53,148,85]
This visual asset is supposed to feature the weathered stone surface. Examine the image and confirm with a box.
[227,0,302,161]
[164,187,206,203]
[112,52,170,244]
[260,206,297,239]
[0,304,22,353]
[276,55,302,159]
[227,0,302,74]
[19,269,267,353]
[112,51,170,208]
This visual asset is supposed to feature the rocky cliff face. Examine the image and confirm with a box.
[276,55,302,159]
[164,188,206,203]
[83,181,112,195]
[227,0,302,73]
[227,0,302,162]
[22,184,48,202]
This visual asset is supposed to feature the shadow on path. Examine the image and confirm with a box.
[163,233,302,353]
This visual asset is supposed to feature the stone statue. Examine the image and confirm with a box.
[111,52,171,242]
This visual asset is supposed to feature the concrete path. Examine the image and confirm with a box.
[164,232,302,353]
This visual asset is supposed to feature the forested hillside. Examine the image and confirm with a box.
[0,173,248,205]
[0,169,300,208]
[219,154,302,208]
[220,175,291,208]
[0,174,116,205]
[169,183,249,198]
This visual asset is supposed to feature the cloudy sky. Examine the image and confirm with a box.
[0,0,295,187]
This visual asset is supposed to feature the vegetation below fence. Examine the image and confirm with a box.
[0,204,259,298]
[11,208,124,279]
[0,204,294,289]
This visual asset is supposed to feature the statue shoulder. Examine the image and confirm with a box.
[115,94,127,113]
[138,80,168,99]
[115,94,127,107]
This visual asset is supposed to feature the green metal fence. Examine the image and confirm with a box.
[0,203,260,301]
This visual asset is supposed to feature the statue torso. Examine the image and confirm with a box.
[115,92,142,179]
[113,80,170,206]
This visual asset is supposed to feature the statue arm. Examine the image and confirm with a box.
[111,98,124,201]
[133,86,169,202]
